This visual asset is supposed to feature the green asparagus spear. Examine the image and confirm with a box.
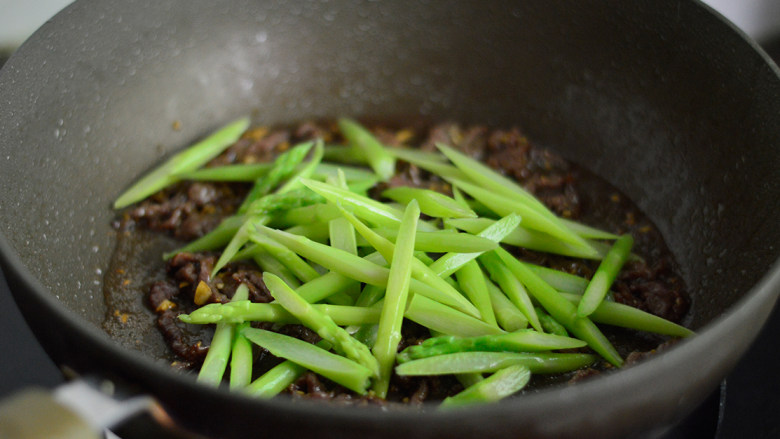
[455,260,498,327]
[300,178,437,231]
[196,284,249,386]
[322,144,368,164]
[246,231,320,282]
[384,147,449,163]
[484,278,529,332]
[454,372,485,389]
[559,218,619,240]
[174,151,376,182]
[197,321,234,386]
[577,234,634,317]
[372,200,419,397]
[381,186,476,219]
[256,225,480,317]
[397,331,587,363]
[436,142,615,246]
[270,202,340,228]
[326,169,361,302]
[535,307,569,337]
[448,178,595,254]
[210,217,265,277]
[245,188,325,216]
[435,142,553,218]
[479,252,542,333]
[439,365,531,409]
[372,227,498,254]
[179,300,381,326]
[313,163,378,182]
[247,250,300,288]
[114,117,250,208]
[295,270,361,304]
[385,147,467,181]
[229,322,253,390]
[524,263,589,295]
[446,217,604,260]
[263,273,380,376]
[275,140,325,194]
[493,247,623,367]
[428,213,522,278]
[177,162,272,182]
[238,141,315,213]
[335,204,481,318]
[396,351,597,376]
[256,226,389,285]
[328,218,360,301]
[244,340,332,398]
[344,283,386,340]
[303,178,405,227]
[245,359,307,398]
[284,223,331,243]
[242,327,372,394]
[338,118,396,181]
[404,294,504,338]
[560,293,694,337]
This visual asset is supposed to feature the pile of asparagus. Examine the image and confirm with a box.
[114,117,692,408]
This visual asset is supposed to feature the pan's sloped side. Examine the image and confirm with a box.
[0,0,778,438]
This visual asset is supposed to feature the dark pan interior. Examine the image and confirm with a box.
[0,0,778,438]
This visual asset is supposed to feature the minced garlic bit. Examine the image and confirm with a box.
[396,129,414,144]
[113,309,129,324]
[194,280,213,305]
[243,126,269,141]
[156,299,177,312]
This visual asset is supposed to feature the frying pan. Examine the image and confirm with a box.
[0,0,779,437]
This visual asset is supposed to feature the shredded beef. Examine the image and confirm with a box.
[230,269,272,303]
[567,368,601,384]
[624,339,680,366]
[424,123,489,157]
[156,310,209,367]
[123,181,244,241]
[148,280,179,311]
[275,324,321,345]
[613,260,688,323]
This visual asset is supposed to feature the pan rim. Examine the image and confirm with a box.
[1,0,779,435]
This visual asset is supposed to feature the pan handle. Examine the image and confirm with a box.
[0,379,156,439]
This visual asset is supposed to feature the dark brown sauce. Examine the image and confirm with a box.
[102,228,184,363]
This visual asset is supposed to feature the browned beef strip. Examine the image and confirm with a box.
[156,309,209,367]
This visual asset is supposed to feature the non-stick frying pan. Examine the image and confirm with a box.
[0,0,778,438]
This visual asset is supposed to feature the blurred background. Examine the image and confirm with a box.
[0,0,75,51]
[0,1,778,438]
